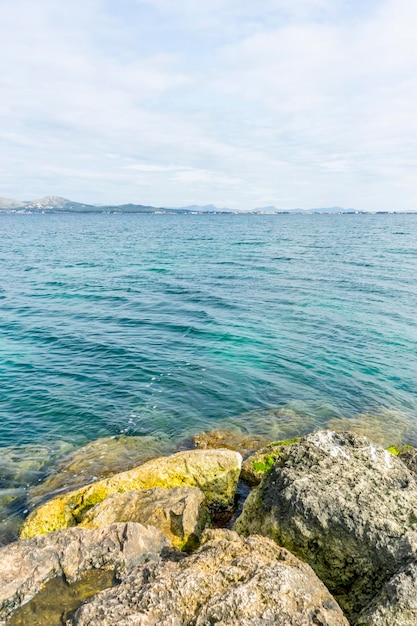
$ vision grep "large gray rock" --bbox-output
[234,430,417,617]
[80,486,208,550]
[70,529,349,626]
[0,522,169,625]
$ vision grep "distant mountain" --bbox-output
[0,197,27,209]
[0,195,97,212]
[0,196,176,214]
[0,196,404,214]
[0,197,236,214]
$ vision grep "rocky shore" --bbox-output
[2,428,417,625]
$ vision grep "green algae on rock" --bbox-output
[385,444,413,456]
[20,449,242,539]
[240,437,301,485]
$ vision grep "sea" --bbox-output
[1,212,417,542]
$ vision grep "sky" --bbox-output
[1,0,417,210]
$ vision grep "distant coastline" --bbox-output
[0,195,415,215]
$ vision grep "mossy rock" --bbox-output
[386,444,413,456]
[20,449,241,539]
[241,438,301,485]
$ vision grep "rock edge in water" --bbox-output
[4,429,417,625]
[20,448,242,539]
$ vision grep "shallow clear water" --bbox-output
[1,213,417,538]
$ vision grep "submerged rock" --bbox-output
[70,529,349,626]
[7,569,117,626]
[234,430,417,617]
[0,522,169,625]
[191,428,269,457]
[241,437,301,485]
[29,435,174,505]
[80,486,208,550]
[20,449,242,539]
[0,441,74,489]
[327,409,410,448]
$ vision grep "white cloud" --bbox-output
[0,0,417,209]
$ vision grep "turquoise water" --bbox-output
[1,213,417,539]
[1,213,417,445]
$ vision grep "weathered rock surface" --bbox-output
[234,430,417,617]
[0,522,169,625]
[70,529,349,626]
[191,428,269,457]
[80,486,208,550]
[29,435,173,505]
[356,558,417,625]
[396,446,417,476]
[20,449,242,539]
[241,437,301,485]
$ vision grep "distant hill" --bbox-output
[0,196,233,213]
[0,196,176,214]
[0,195,97,212]
[0,196,407,214]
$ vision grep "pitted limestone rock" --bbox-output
[70,529,349,626]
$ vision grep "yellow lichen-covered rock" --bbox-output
[20,449,242,539]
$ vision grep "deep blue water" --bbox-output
[1,213,417,448]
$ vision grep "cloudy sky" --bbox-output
[1,0,416,210]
